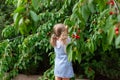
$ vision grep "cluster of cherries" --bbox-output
[106,0,115,15]
[115,26,119,36]
[107,0,114,6]
[72,29,80,39]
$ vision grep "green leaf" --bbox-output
[81,5,91,22]
[13,13,19,23]
[13,13,22,34]
[72,2,78,12]
[72,50,76,62]
[90,41,94,53]
[31,0,40,11]
[107,26,115,45]
[75,50,81,63]
[2,25,15,38]
[30,10,39,22]
[117,14,120,22]
[85,66,95,79]
[14,6,25,13]
[87,40,95,53]
[88,0,95,13]
[75,10,85,25]
[98,9,109,20]
[0,40,9,53]
[19,18,24,26]
[66,43,73,61]
[17,0,22,7]
[18,18,27,35]
[64,18,75,26]
[115,35,120,48]
[104,16,113,30]
[96,0,106,11]
[68,51,73,62]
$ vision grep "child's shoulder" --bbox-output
[55,40,62,48]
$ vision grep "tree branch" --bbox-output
[114,0,120,14]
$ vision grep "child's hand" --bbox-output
[65,25,68,33]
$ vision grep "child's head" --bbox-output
[50,23,68,47]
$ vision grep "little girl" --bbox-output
[50,23,74,80]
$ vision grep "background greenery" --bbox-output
[0,0,120,80]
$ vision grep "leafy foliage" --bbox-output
[0,0,120,80]
[0,1,14,40]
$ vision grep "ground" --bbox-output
[13,74,88,80]
[13,74,40,80]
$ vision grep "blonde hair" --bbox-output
[50,23,68,47]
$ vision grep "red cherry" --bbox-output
[109,11,114,15]
[110,0,114,6]
[75,35,80,39]
[115,27,119,31]
[115,31,119,35]
[72,34,80,39]
[78,36,80,39]
[106,0,114,6]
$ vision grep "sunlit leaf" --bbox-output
[14,6,25,13]
[17,0,22,7]
[18,18,27,35]
[30,10,39,22]
[107,26,115,45]
[115,35,120,48]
